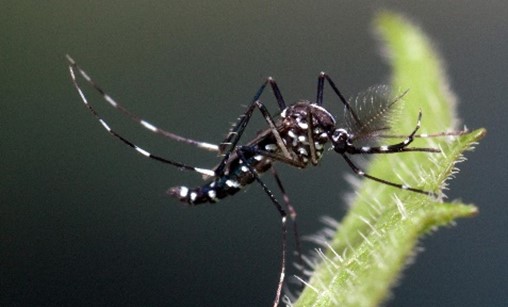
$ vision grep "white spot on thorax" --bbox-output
[265,144,277,151]
[287,130,298,146]
[297,121,309,129]
[297,147,308,156]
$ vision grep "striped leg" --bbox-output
[340,110,437,195]
[341,153,436,196]
[350,110,428,154]
[378,129,470,139]
[215,77,296,176]
[219,77,286,153]
[66,55,219,152]
[67,55,216,178]
[316,72,361,125]
[235,149,288,307]
[271,167,304,279]
[350,112,469,155]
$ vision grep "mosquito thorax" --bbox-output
[279,102,336,165]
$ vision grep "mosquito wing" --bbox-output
[344,85,406,143]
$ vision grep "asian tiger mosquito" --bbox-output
[66,55,467,306]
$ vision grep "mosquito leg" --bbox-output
[237,146,306,169]
[351,146,441,154]
[269,77,287,111]
[254,100,293,159]
[271,167,304,276]
[304,107,320,165]
[378,129,470,139]
[66,55,219,152]
[317,72,361,126]
[219,77,287,153]
[341,153,436,196]
[215,78,293,175]
[67,60,216,178]
[236,150,288,307]
[348,111,443,154]
[316,72,325,106]
[352,110,424,155]
[351,112,470,155]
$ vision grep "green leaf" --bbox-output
[293,11,486,307]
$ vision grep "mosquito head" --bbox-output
[331,128,350,153]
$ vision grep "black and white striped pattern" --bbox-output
[67,55,217,177]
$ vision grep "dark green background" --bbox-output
[2,2,506,306]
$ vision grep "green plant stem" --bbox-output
[294,11,485,307]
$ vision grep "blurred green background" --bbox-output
[1,2,506,306]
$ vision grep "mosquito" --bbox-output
[66,55,467,306]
